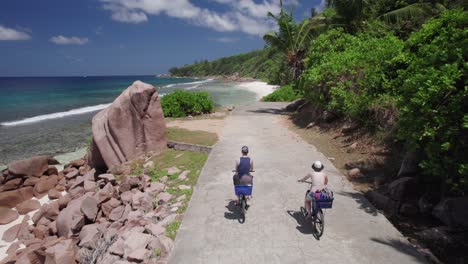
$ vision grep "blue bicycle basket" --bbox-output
[235,185,253,196]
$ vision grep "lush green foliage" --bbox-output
[161,90,214,118]
[169,48,289,85]
[299,9,467,195]
[394,9,468,194]
[262,85,301,102]
[299,29,404,124]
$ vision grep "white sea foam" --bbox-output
[164,78,213,88]
[1,103,111,126]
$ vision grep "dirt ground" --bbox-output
[165,111,229,136]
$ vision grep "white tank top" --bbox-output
[310,171,326,192]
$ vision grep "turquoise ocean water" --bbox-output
[0,76,257,164]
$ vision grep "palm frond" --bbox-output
[380,3,440,24]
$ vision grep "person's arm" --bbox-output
[250,159,254,172]
[324,174,329,185]
[298,173,311,182]
[234,160,239,172]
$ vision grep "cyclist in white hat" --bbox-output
[298,161,328,219]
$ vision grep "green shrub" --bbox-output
[262,85,301,102]
[161,90,214,118]
[395,9,468,195]
[299,28,404,124]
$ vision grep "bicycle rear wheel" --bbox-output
[239,197,246,223]
[314,209,324,238]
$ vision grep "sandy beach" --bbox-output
[237,81,278,101]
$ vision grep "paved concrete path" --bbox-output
[169,102,427,264]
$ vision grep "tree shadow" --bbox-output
[370,238,428,263]
[335,191,379,216]
[286,209,319,240]
[246,108,289,115]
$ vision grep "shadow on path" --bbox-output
[286,210,319,240]
[371,238,427,263]
[224,200,245,224]
[336,191,379,216]
[246,108,289,115]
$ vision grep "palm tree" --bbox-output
[380,1,447,24]
[263,1,312,81]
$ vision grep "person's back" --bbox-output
[237,156,251,177]
[310,170,326,192]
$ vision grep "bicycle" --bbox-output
[233,170,254,223]
[298,180,333,238]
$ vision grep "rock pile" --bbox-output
[0,156,182,264]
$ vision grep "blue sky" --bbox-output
[0,0,324,77]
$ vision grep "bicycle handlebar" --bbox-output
[232,170,255,172]
[298,180,313,184]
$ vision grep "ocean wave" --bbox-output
[164,78,213,88]
[1,104,111,126]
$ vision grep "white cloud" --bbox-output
[0,25,31,41]
[50,35,89,45]
[212,37,240,43]
[100,0,299,36]
[314,0,326,12]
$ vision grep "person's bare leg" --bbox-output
[304,198,312,218]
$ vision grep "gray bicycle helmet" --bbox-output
[241,146,249,154]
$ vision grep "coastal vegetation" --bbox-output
[172,0,467,196]
[161,90,214,118]
[262,85,300,102]
[169,48,287,84]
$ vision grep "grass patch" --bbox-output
[165,220,181,240]
[167,127,218,146]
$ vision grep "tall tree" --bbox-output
[263,1,312,81]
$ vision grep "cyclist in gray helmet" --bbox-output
[298,161,328,219]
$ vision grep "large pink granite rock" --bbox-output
[89,81,167,171]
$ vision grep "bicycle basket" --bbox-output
[235,185,253,196]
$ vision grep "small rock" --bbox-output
[69,159,86,168]
[79,224,101,249]
[148,182,165,193]
[123,232,152,257]
[83,168,96,181]
[2,223,21,242]
[34,175,58,194]
[109,205,125,221]
[157,235,174,256]
[109,237,125,256]
[80,196,98,221]
[47,165,59,176]
[306,122,315,129]
[178,171,190,180]
[69,186,85,199]
[98,174,116,185]
[65,169,79,179]
[178,185,191,190]
[2,178,23,191]
[58,194,72,209]
[145,223,165,236]
[167,167,180,176]
[84,180,96,192]
[70,176,85,190]
[48,189,62,200]
[347,142,358,153]
[23,177,41,186]
[16,199,41,215]
[143,161,154,169]
[96,183,115,204]
[156,192,172,205]
[348,168,363,178]
[400,201,419,216]
[101,198,121,217]
[44,239,78,264]
[0,207,19,224]
[176,194,186,202]
[127,248,149,262]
